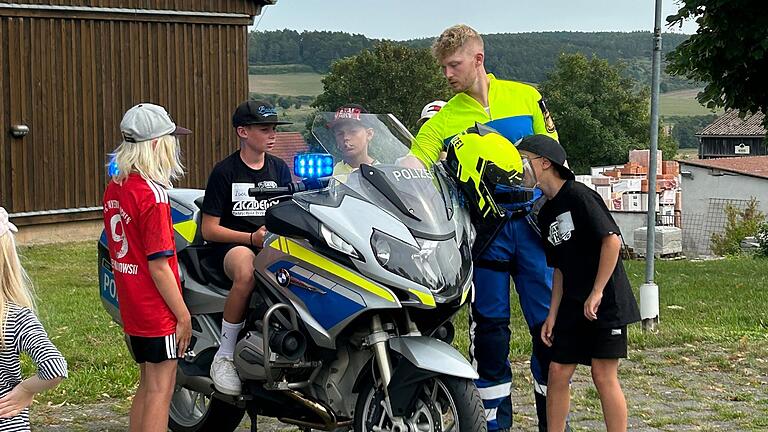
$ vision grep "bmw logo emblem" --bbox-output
[275,268,290,287]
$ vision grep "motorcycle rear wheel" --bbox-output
[168,385,246,432]
[354,375,487,432]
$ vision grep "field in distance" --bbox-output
[660,88,722,117]
[249,72,324,97]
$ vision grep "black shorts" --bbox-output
[128,334,179,364]
[551,323,628,366]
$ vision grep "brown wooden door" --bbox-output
[1,10,250,218]
[2,15,109,215]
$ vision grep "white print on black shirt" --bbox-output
[231,182,280,217]
[548,211,575,246]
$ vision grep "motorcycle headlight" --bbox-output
[372,235,392,265]
[371,230,470,296]
[320,224,359,259]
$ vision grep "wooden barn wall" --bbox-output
[1,1,263,16]
[0,15,249,215]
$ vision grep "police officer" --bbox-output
[410,25,564,432]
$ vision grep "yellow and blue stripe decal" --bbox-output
[171,207,193,224]
[171,207,196,243]
[270,237,397,303]
[268,261,365,329]
[173,220,197,244]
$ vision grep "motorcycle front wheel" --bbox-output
[168,385,246,432]
[354,375,487,432]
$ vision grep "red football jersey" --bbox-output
[103,173,181,337]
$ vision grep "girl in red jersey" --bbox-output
[103,103,191,432]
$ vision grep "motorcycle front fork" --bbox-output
[366,313,420,432]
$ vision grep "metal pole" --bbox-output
[640,0,663,333]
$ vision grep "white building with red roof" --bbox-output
[678,156,768,256]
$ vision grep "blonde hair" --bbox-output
[0,232,35,347]
[112,134,184,188]
[432,24,484,61]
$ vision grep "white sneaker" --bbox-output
[210,356,242,395]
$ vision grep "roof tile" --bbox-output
[697,110,766,137]
[679,155,768,179]
[268,132,309,180]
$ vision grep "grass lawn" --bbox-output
[660,88,723,117]
[248,73,324,97]
[451,256,768,357]
[18,241,768,423]
[19,242,136,405]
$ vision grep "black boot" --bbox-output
[535,390,548,432]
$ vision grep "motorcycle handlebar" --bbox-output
[248,177,330,197]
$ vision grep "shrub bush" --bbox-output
[710,198,765,256]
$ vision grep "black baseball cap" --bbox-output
[232,100,292,128]
[515,134,575,180]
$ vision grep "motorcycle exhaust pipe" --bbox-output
[278,389,353,431]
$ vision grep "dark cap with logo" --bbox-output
[515,134,575,180]
[330,104,370,128]
[232,100,292,128]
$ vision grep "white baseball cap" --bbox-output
[419,100,447,122]
[120,103,191,143]
[0,207,18,238]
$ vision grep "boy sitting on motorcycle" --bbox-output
[200,100,293,395]
[330,104,377,176]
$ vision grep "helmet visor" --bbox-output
[520,156,539,188]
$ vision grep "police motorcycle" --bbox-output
[99,111,487,431]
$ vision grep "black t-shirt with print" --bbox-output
[537,180,641,329]
[202,151,292,233]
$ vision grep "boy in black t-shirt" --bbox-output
[516,134,640,432]
[201,100,292,396]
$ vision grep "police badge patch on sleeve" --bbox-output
[538,99,557,133]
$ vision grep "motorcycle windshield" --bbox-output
[296,112,472,296]
[308,112,455,237]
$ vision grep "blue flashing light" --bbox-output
[107,154,119,177]
[294,153,334,178]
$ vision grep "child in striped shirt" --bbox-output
[0,207,68,431]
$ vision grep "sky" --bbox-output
[252,0,698,40]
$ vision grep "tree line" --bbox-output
[248,29,697,91]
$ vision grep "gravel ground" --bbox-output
[31,341,768,431]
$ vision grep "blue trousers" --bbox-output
[470,215,554,431]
